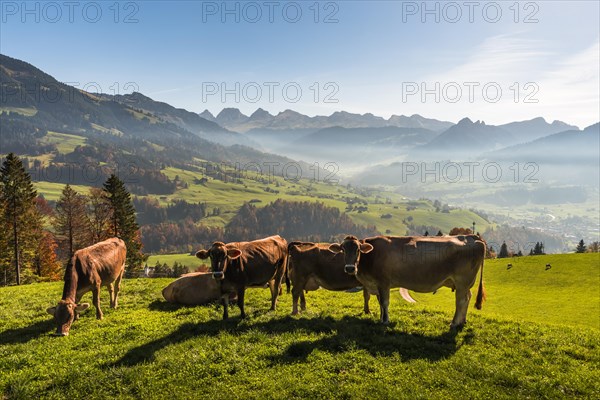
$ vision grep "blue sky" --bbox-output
[1,1,599,126]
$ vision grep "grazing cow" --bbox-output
[287,241,372,315]
[46,238,126,336]
[196,235,287,320]
[329,235,486,328]
[162,272,237,305]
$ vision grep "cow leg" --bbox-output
[363,288,371,314]
[74,292,84,320]
[291,278,306,315]
[92,284,103,320]
[112,269,124,309]
[108,283,115,308]
[300,291,306,312]
[268,280,278,311]
[237,287,246,319]
[271,262,286,311]
[378,287,391,324]
[221,294,229,320]
[451,288,472,329]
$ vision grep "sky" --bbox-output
[1,0,599,127]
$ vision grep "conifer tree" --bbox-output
[498,242,509,258]
[575,239,586,253]
[0,153,38,285]
[103,174,144,269]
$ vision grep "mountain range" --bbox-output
[1,53,596,188]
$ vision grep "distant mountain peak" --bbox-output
[457,117,473,125]
[217,107,246,118]
[249,108,272,120]
[199,109,215,121]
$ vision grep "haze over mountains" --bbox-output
[1,53,597,188]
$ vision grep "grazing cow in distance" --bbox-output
[329,235,486,328]
[287,241,372,315]
[196,235,287,320]
[162,272,237,305]
[47,238,126,336]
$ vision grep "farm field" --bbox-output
[146,253,203,269]
[1,254,598,399]
[20,150,492,235]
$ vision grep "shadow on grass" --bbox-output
[147,299,237,312]
[147,299,189,312]
[110,314,466,368]
[0,318,55,345]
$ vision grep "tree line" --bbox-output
[0,153,144,285]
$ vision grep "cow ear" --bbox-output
[227,249,242,259]
[75,303,90,313]
[328,243,343,254]
[196,249,210,259]
[360,243,374,253]
[46,306,56,316]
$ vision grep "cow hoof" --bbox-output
[96,315,103,320]
[291,311,299,316]
[450,322,466,331]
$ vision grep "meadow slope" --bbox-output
[1,254,598,399]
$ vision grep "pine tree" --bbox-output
[0,153,39,285]
[575,239,586,253]
[498,242,509,258]
[436,230,443,236]
[103,174,144,270]
[54,184,90,258]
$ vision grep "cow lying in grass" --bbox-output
[162,272,237,305]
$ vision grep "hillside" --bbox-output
[0,254,598,398]
[0,54,320,185]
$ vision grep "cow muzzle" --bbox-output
[54,331,69,337]
[212,271,224,280]
[344,265,357,275]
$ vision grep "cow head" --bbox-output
[46,300,90,336]
[328,236,373,275]
[196,242,242,280]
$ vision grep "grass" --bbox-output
[411,253,600,330]
[39,132,87,154]
[146,253,205,270]
[0,107,37,117]
[1,254,598,399]
[33,181,94,202]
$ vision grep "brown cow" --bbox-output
[329,235,485,328]
[287,241,372,315]
[196,235,287,320]
[162,272,237,305]
[46,238,126,336]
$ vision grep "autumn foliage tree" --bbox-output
[88,187,113,243]
[54,184,91,258]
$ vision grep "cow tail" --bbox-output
[284,253,291,294]
[475,259,486,310]
[285,242,302,294]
